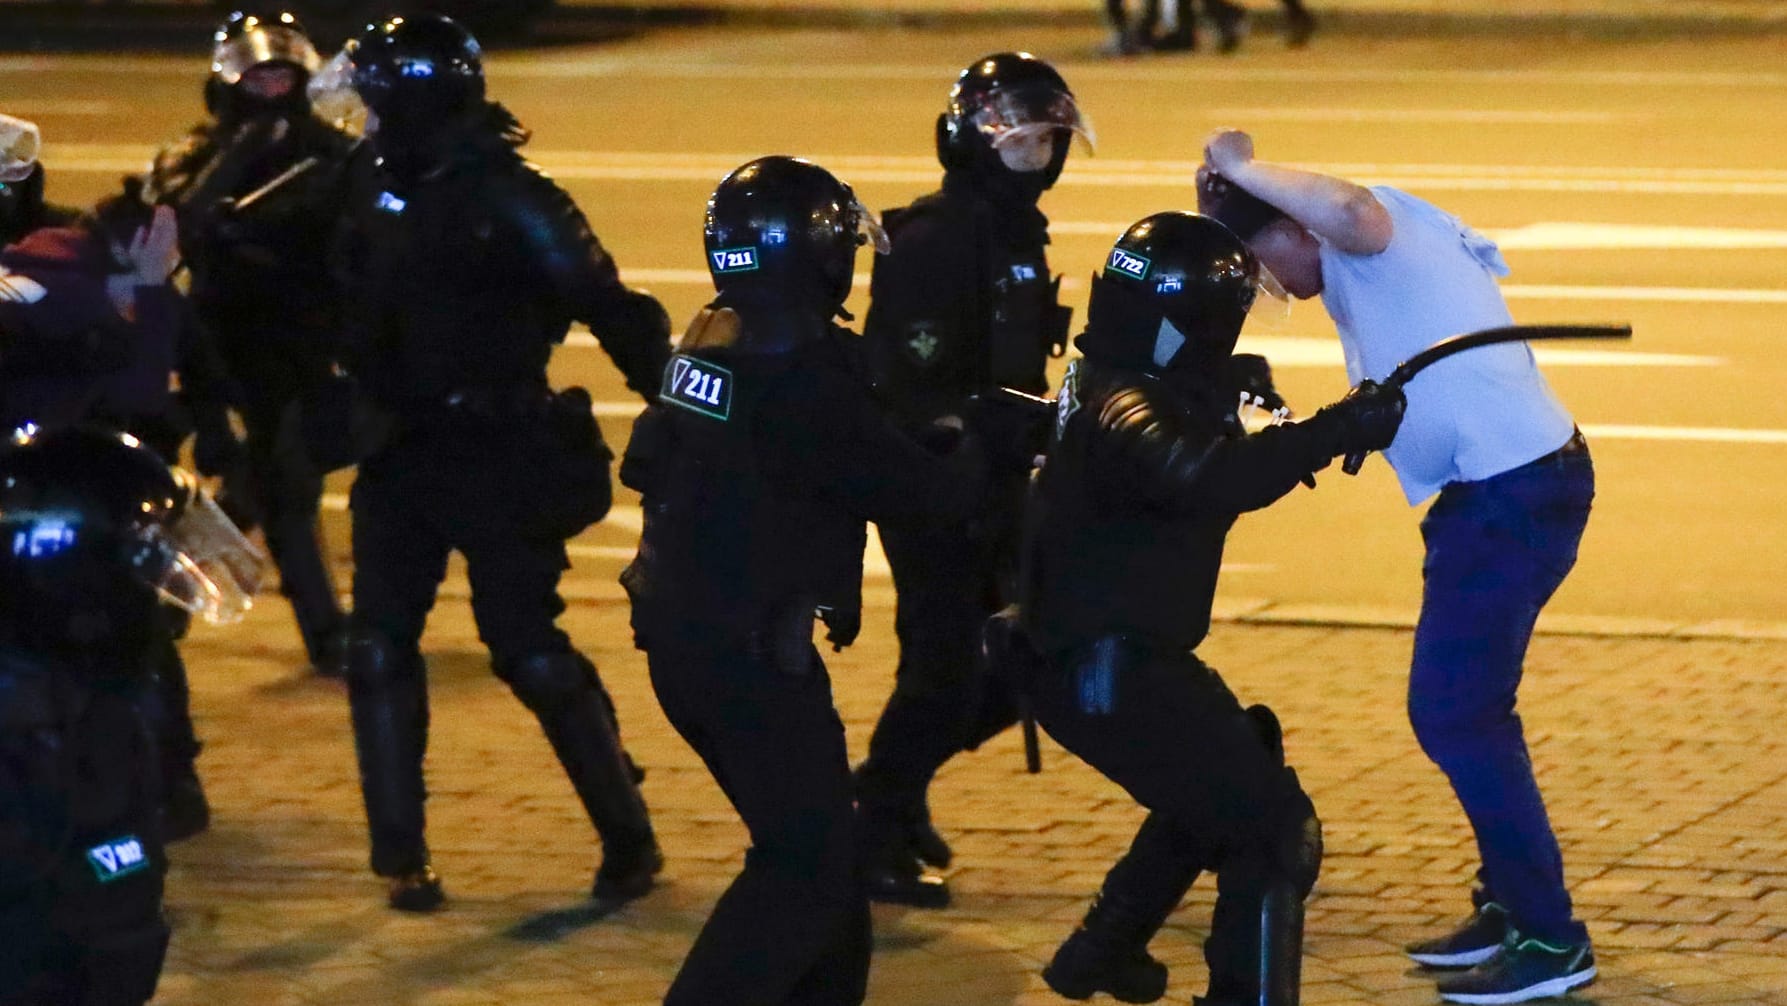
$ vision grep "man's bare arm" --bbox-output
[1202,129,1392,255]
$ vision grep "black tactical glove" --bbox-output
[1225,353,1287,413]
[1314,379,1405,456]
[964,387,1052,474]
[817,604,861,652]
[191,425,244,478]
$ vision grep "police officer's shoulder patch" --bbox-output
[86,835,150,883]
[661,353,734,421]
[902,321,943,367]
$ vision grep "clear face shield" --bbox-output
[212,17,321,85]
[0,114,41,184]
[963,87,1096,173]
[135,488,267,624]
[305,44,368,135]
[1248,264,1292,328]
[845,196,892,255]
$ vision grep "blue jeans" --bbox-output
[1409,436,1594,946]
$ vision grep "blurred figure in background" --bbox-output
[147,9,359,677]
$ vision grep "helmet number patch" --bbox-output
[661,354,734,421]
[709,247,760,274]
[1106,248,1151,281]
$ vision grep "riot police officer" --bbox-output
[147,10,357,676]
[853,51,1093,907]
[0,425,264,1006]
[620,156,987,1006]
[1019,212,1403,1005]
[329,13,671,912]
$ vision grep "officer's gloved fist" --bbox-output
[916,414,966,454]
[1224,352,1287,413]
[817,604,861,652]
[1317,379,1405,456]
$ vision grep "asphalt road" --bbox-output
[8,21,1785,626]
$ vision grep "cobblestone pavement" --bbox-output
[153,591,1787,1005]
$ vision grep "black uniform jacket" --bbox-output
[1022,357,1350,656]
[336,107,669,417]
[620,306,986,651]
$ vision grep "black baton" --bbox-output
[1342,322,1633,475]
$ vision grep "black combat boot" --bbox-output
[344,632,437,910]
[858,806,950,909]
[1044,892,1172,1003]
[504,652,662,904]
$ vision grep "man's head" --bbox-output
[1196,167,1323,299]
[1079,211,1261,378]
[937,52,1094,203]
[703,155,888,320]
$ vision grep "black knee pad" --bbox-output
[499,652,597,714]
[344,631,419,693]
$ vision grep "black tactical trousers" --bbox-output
[241,392,342,665]
[647,641,870,1006]
[855,519,1017,822]
[1029,639,1318,1002]
[347,440,601,876]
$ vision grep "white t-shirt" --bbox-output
[1318,186,1576,505]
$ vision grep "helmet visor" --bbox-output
[139,490,266,624]
[1248,263,1293,328]
[307,46,368,134]
[970,87,1096,157]
[212,21,321,85]
[849,197,892,255]
[0,114,41,184]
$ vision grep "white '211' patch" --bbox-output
[661,353,734,421]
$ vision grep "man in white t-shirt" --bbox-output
[1199,128,1597,1006]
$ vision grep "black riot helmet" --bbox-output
[207,10,321,117]
[703,155,890,318]
[0,426,266,653]
[937,52,1094,199]
[349,13,485,158]
[1079,212,1261,377]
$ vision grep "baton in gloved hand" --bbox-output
[1341,323,1633,475]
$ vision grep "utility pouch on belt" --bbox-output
[527,385,612,539]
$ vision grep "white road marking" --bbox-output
[1488,222,1787,251]
[1579,424,1787,445]
[1204,107,1633,125]
[7,56,1786,90]
[1232,336,1718,369]
[604,270,1787,307]
[1055,221,1787,251]
[38,145,1787,196]
[1,99,115,116]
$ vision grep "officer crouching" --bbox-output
[620,156,988,1006]
[1016,213,1404,1005]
